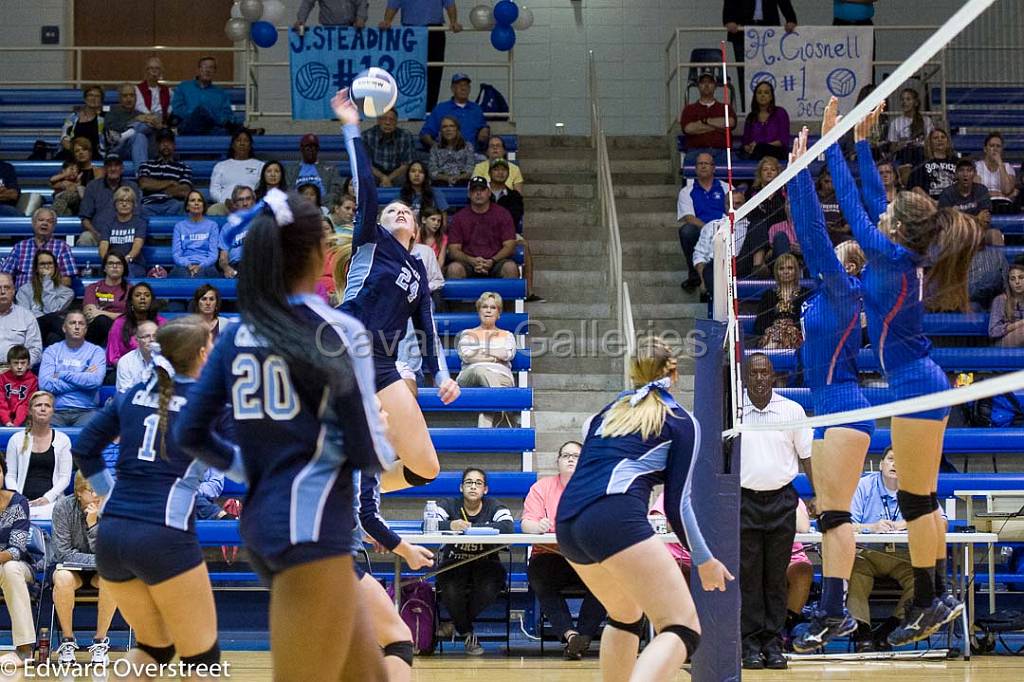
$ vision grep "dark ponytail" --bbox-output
[237,192,355,405]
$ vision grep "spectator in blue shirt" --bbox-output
[421,74,489,153]
[172,190,220,278]
[170,57,238,136]
[678,152,729,291]
[38,310,105,427]
[847,448,914,651]
[381,0,462,112]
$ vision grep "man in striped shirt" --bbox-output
[0,207,76,288]
[137,130,193,216]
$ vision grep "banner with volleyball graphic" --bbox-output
[744,26,874,119]
[289,27,428,120]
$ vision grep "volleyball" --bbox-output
[295,62,332,101]
[351,67,398,117]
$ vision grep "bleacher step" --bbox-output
[527,238,606,255]
[525,211,596,230]
[522,183,595,199]
[532,374,624,393]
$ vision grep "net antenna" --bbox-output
[717,40,744,436]
[728,0,1009,433]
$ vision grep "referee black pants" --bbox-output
[740,483,797,649]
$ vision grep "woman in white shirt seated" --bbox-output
[456,292,517,428]
[208,130,264,215]
[886,88,932,167]
[4,391,72,520]
[975,132,1020,213]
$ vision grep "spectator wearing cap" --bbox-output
[136,130,193,217]
[473,136,523,192]
[78,154,141,247]
[0,158,21,217]
[135,57,174,126]
[380,0,463,112]
[446,177,519,280]
[363,109,415,187]
[679,71,737,172]
[488,160,523,226]
[285,133,344,208]
[0,208,76,289]
[420,73,490,153]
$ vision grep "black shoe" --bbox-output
[854,638,876,653]
[741,653,765,670]
[563,632,590,660]
[792,610,858,653]
[887,599,952,646]
[525,293,546,303]
[762,640,788,669]
[682,276,700,292]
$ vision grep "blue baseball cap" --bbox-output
[451,73,471,84]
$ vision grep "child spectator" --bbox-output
[989,262,1024,347]
[418,206,447,271]
[886,88,932,167]
[401,161,449,218]
[297,183,328,216]
[0,347,37,427]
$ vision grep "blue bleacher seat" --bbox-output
[0,88,245,108]
[749,347,1024,372]
[933,87,1024,106]
[793,473,1024,498]
[740,312,991,337]
[384,471,537,498]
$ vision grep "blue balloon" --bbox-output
[493,0,519,26]
[250,21,278,48]
[490,25,516,51]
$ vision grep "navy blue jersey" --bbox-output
[352,469,402,554]
[339,123,449,382]
[73,376,209,532]
[175,294,394,561]
[556,390,712,565]
[788,168,863,388]
[826,141,930,373]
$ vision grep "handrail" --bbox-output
[588,50,633,388]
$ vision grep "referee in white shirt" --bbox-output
[739,353,813,670]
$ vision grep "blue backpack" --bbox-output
[476,83,509,121]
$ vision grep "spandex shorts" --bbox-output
[248,543,353,585]
[556,494,654,565]
[374,352,405,392]
[96,516,203,585]
[887,356,951,421]
[812,382,876,441]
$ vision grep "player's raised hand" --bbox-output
[697,557,735,592]
[821,96,840,137]
[331,89,361,126]
[855,101,885,142]
[789,126,810,164]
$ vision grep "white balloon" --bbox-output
[513,7,534,31]
[261,0,286,24]
[225,18,250,42]
[239,0,263,22]
[230,2,242,19]
[469,5,495,30]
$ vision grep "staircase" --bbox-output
[516,134,703,475]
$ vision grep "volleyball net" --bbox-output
[708,0,1024,434]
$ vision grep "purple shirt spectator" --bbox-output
[741,107,790,154]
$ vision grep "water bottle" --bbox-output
[37,627,49,662]
[423,500,439,533]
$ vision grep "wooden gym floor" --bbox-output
[7,651,1021,680]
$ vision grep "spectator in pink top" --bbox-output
[105,282,166,366]
[741,81,790,161]
[521,441,606,661]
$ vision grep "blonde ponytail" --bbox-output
[600,337,679,441]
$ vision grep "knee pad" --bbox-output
[383,640,415,666]
[897,490,936,522]
[660,624,701,657]
[607,616,646,638]
[180,641,221,667]
[135,642,176,665]
[818,510,853,534]
[403,466,436,488]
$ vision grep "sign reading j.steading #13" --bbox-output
[744,26,874,120]
[289,27,428,121]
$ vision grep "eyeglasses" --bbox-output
[462,479,485,488]
[559,453,580,461]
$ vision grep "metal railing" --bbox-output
[664,26,947,133]
[247,25,515,122]
[588,50,633,388]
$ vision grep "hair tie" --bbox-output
[149,341,175,379]
[629,376,672,407]
[263,188,294,227]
